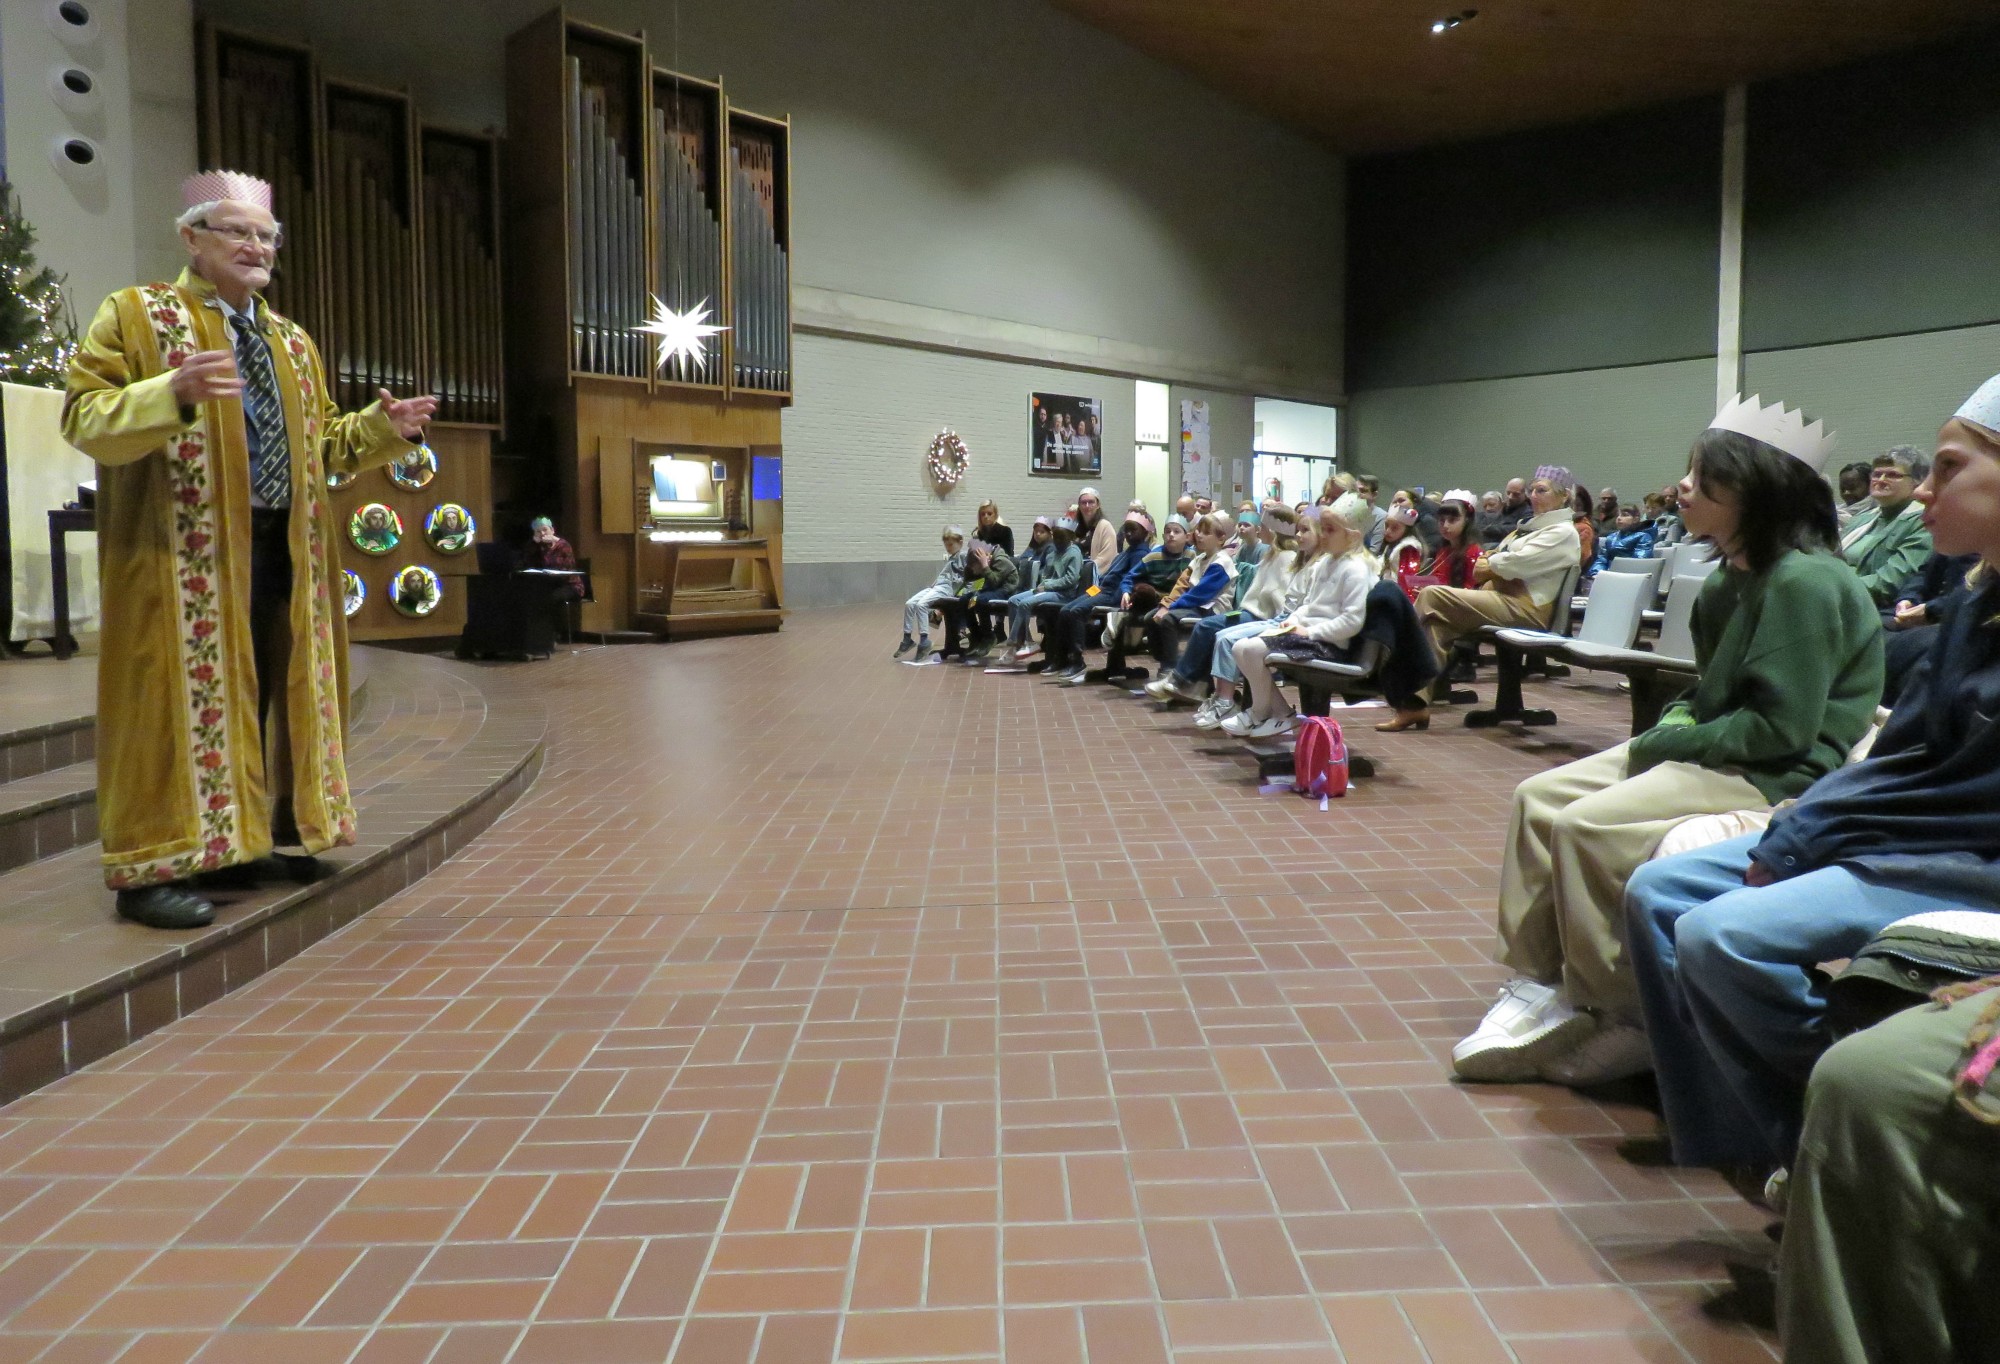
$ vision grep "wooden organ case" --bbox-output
[503,8,789,640]
[196,24,501,643]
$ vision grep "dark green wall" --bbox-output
[1742,31,2000,353]
[1345,99,1722,390]
[1346,25,2000,393]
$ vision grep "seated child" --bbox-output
[1220,494,1377,739]
[1379,505,1426,594]
[1586,503,1656,578]
[1048,510,1155,682]
[1141,511,1239,670]
[1425,489,1485,590]
[1453,399,1882,1090]
[937,540,1019,661]
[1146,504,1300,718]
[1102,516,1193,674]
[1623,376,2000,1178]
[898,525,966,662]
[998,517,1085,664]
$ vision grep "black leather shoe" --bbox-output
[116,884,216,930]
[270,853,333,885]
[191,862,261,891]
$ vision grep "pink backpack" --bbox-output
[1292,716,1349,802]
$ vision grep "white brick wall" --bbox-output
[782,332,1257,567]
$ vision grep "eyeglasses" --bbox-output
[1870,469,1914,485]
[195,221,283,249]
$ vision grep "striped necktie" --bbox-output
[229,311,292,509]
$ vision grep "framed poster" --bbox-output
[1179,399,1211,497]
[1030,392,1103,477]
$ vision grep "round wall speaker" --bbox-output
[43,0,99,43]
[48,134,101,172]
[48,65,100,114]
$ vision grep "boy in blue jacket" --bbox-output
[1143,511,1238,670]
[1047,510,1155,682]
[1585,504,1655,578]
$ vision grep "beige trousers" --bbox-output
[1415,585,1549,700]
[1499,741,1767,1018]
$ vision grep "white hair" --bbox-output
[175,200,284,236]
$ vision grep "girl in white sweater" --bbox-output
[1221,494,1379,738]
[1145,504,1303,726]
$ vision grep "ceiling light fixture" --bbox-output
[1430,9,1478,34]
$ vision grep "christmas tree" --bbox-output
[0,180,78,388]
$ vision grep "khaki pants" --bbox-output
[1415,585,1548,700]
[1499,741,1766,1017]
[1780,991,2000,1364]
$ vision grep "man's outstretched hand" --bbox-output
[378,388,440,440]
[171,350,243,406]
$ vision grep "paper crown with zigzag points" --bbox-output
[1955,375,2000,434]
[1707,394,1838,473]
[181,170,273,210]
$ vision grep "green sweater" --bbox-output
[1626,549,1884,802]
[1841,500,1933,607]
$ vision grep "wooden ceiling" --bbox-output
[1049,0,2000,154]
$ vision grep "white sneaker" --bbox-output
[1016,645,1042,661]
[1451,977,1593,1083]
[1220,709,1260,737]
[1195,698,1240,730]
[1161,674,1206,704]
[1242,711,1297,739]
[996,646,1018,665]
[1762,1167,1790,1217]
[1538,1021,1653,1087]
[1144,676,1178,700]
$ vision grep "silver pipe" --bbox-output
[627,148,643,375]
[567,60,583,370]
[757,171,773,389]
[630,149,645,375]
[777,239,790,390]
[594,96,609,373]
[733,151,749,388]
[580,88,597,372]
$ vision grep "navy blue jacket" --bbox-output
[1100,543,1153,599]
[1892,551,1977,618]
[1755,575,2000,903]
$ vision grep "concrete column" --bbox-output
[1715,83,1747,413]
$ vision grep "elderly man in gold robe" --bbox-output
[62,170,436,929]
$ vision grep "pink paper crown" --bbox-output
[181,170,273,210]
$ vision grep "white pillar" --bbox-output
[1715,83,1747,412]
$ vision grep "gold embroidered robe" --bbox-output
[62,268,416,888]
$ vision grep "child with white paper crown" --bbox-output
[1452,395,1883,1092]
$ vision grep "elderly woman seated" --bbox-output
[1838,444,1934,608]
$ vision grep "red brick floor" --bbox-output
[0,608,1779,1362]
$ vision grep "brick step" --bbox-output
[0,761,96,874]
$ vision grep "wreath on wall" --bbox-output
[927,429,970,489]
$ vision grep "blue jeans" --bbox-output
[1210,618,1278,685]
[1172,612,1261,684]
[1625,832,1965,1168]
[1006,590,1064,645]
